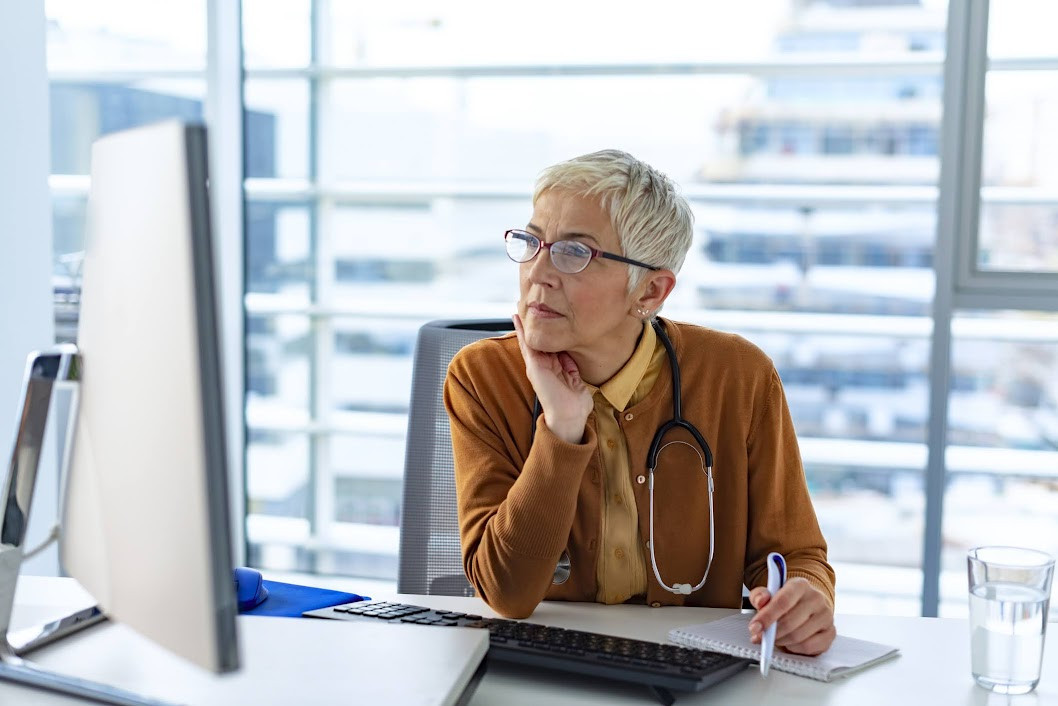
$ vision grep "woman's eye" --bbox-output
[559,241,590,256]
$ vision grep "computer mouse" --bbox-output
[234,567,269,611]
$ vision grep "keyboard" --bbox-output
[304,600,750,704]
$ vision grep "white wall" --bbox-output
[0,3,59,575]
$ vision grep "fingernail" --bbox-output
[748,621,760,635]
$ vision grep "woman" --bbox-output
[444,150,836,656]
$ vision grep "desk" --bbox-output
[7,577,1057,705]
[3,577,487,706]
[409,594,1057,706]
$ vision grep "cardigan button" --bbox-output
[650,601,662,608]
[624,413,634,421]
[636,474,646,485]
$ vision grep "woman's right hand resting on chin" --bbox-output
[512,313,593,445]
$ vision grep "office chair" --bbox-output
[398,318,513,597]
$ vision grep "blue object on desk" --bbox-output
[233,568,369,617]
[234,567,270,611]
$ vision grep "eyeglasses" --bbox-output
[504,229,660,275]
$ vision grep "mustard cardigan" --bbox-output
[444,318,835,619]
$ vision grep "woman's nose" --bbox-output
[525,245,559,284]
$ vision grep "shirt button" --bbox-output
[636,474,646,485]
[615,548,625,559]
[650,601,662,608]
[614,494,623,505]
[606,438,616,449]
[624,413,634,421]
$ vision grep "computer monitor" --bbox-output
[59,120,239,673]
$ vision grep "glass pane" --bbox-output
[328,201,520,311]
[320,74,942,184]
[46,0,206,71]
[246,201,313,300]
[751,331,930,443]
[52,196,87,344]
[813,468,924,616]
[939,311,1058,617]
[694,205,936,315]
[330,317,418,415]
[948,311,1058,450]
[322,0,945,67]
[333,465,403,526]
[245,314,313,423]
[245,79,311,179]
[977,203,1058,272]
[987,0,1058,59]
[978,69,1058,272]
[50,80,206,175]
[242,0,311,69]
[981,71,1058,190]
[246,430,312,570]
[52,195,87,267]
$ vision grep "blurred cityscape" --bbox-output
[47,0,1058,616]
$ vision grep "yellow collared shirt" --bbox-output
[585,321,667,605]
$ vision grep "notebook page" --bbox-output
[668,614,899,682]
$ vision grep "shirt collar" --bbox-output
[591,321,657,412]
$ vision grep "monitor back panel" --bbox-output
[61,120,238,672]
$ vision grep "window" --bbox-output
[46,0,1055,618]
[932,0,1058,617]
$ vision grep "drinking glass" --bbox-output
[967,545,1054,695]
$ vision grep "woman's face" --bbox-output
[516,189,642,359]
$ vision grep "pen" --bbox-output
[760,552,787,677]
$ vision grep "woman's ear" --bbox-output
[633,269,677,316]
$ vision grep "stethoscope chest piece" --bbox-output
[552,550,571,584]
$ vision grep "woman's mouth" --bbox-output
[527,303,563,319]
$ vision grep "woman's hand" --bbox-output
[512,314,593,444]
[746,577,836,656]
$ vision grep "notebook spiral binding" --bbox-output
[668,627,828,680]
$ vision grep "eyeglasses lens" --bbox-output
[550,241,592,273]
[505,231,535,263]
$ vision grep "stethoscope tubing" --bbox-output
[525,319,717,594]
[646,319,716,595]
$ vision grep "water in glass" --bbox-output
[969,581,1049,695]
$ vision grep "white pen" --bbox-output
[760,552,787,677]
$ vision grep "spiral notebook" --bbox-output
[668,614,899,682]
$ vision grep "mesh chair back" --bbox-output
[398,318,513,596]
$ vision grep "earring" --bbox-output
[636,308,652,319]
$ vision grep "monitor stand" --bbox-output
[0,346,177,706]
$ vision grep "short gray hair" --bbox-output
[533,149,694,293]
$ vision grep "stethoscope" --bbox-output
[529,318,715,596]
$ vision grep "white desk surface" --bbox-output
[4,576,487,706]
[410,593,1058,706]
[8,576,1058,706]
